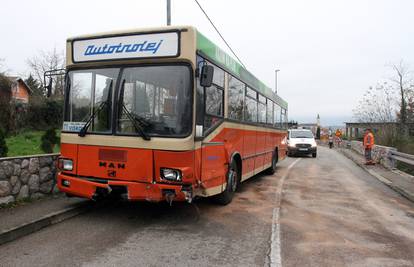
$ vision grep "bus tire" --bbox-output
[214,160,239,205]
[266,149,278,175]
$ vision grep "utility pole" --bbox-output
[167,0,171,26]
[275,69,280,94]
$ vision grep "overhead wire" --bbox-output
[193,0,247,69]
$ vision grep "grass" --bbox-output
[5,131,60,157]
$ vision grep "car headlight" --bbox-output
[160,168,182,182]
[58,158,73,171]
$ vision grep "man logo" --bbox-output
[99,162,126,169]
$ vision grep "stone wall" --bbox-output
[0,153,60,205]
[349,141,396,169]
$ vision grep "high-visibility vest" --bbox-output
[363,132,374,149]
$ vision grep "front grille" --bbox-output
[296,144,311,148]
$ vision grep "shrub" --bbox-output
[0,128,8,157]
[40,128,59,153]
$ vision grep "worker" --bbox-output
[363,128,375,165]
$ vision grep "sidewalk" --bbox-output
[0,195,89,245]
[340,148,414,203]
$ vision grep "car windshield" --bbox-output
[290,130,314,138]
[63,65,192,137]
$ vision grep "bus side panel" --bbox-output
[242,127,256,176]
[201,144,227,192]
[223,127,244,162]
[264,128,273,166]
[254,129,266,174]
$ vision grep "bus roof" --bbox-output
[196,31,287,110]
[67,25,287,110]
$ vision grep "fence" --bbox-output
[389,150,414,168]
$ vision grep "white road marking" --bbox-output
[270,158,301,267]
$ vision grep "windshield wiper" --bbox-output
[78,80,112,137]
[119,79,151,141]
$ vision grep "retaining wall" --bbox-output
[0,153,60,205]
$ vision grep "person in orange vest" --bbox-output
[363,128,375,165]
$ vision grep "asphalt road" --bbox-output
[1,146,414,267]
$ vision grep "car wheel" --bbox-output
[312,152,317,158]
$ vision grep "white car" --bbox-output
[287,129,317,157]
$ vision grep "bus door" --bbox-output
[200,142,227,192]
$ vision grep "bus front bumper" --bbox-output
[57,173,191,202]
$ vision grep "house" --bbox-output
[7,76,32,103]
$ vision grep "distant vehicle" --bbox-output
[53,26,289,206]
[287,129,317,157]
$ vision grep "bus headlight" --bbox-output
[160,168,182,182]
[58,159,73,171]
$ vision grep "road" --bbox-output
[1,147,414,267]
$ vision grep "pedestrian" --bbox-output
[328,135,334,149]
[363,128,375,165]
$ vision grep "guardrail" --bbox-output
[389,150,414,167]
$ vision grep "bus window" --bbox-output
[203,60,224,133]
[228,76,245,121]
[245,87,258,122]
[274,103,281,128]
[258,96,266,124]
[266,99,274,125]
[117,65,192,137]
[65,68,119,133]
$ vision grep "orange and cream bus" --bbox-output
[57,26,288,205]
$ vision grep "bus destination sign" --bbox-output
[73,32,179,62]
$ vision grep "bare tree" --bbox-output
[26,48,65,98]
[388,60,413,124]
[353,82,397,123]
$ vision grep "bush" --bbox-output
[0,128,8,157]
[26,98,63,130]
[40,128,59,153]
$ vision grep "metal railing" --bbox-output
[389,150,414,167]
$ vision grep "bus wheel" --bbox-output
[265,150,278,175]
[214,160,238,205]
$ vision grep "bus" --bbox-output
[56,26,288,205]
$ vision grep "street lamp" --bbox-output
[275,69,280,94]
[167,0,171,26]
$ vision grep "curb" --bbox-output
[0,202,91,246]
[340,149,414,203]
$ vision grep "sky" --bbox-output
[1,0,414,126]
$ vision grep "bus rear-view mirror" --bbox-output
[200,65,214,87]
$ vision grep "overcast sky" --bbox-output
[1,0,414,125]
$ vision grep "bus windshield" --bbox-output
[63,65,192,137]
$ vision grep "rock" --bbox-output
[1,161,14,177]
[39,167,52,182]
[13,164,21,176]
[28,158,40,174]
[20,170,30,184]
[52,184,60,194]
[28,174,40,193]
[21,159,29,169]
[11,180,21,195]
[13,159,22,165]
[0,168,6,180]
[40,180,54,194]
[0,181,11,197]
[39,157,53,168]
[10,176,19,186]
[0,196,15,205]
[17,185,29,200]
[31,192,45,199]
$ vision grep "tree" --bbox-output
[0,72,12,134]
[26,48,65,98]
[353,82,397,123]
[316,127,321,139]
[24,74,43,97]
[389,61,413,125]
